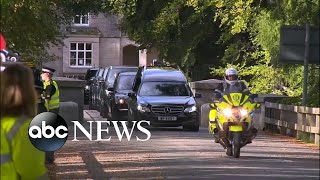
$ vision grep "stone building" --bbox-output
[46,13,158,78]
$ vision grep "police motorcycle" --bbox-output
[209,91,259,158]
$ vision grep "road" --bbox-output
[47,110,320,180]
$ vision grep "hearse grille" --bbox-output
[151,105,184,115]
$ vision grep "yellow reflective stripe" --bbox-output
[6,116,28,144]
[36,172,49,180]
[240,95,249,105]
[210,103,215,108]
[48,104,59,109]
[50,96,59,101]
[223,94,233,105]
[0,153,12,165]
[49,102,59,105]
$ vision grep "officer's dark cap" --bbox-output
[41,66,55,74]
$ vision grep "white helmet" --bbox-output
[224,68,238,85]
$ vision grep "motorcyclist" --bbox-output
[209,68,251,138]
[215,68,250,96]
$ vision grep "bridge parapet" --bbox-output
[263,102,320,145]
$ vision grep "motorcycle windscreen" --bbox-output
[223,93,246,106]
[242,101,257,112]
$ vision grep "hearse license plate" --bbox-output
[158,116,177,121]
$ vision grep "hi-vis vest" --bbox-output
[0,116,48,179]
[43,80,60,110]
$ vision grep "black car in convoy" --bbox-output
[89,68,106,110]
[107,72,136,120]
[84,68,99,104]
[99,66,138,118]
[94,67,110,111]
[127,66,201,131]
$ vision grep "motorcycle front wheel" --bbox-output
[232,132,241,158]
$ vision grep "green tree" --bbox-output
[103,0,226,79]
[0,0,102,63]
[103,0,319,106]
[210,0,319,106]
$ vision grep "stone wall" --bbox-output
[90,14,121,37]
[54,77,85,124]
[189,79,223,127]
[99,37,120,67]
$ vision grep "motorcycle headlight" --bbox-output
[223,108,232,117]
[184,105,197,113]
[240,109,248,116]
[137,104,150,112]
[85,85,90,90]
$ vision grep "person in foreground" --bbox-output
[0,64,48,179]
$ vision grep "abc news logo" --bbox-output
[28,112,151,152]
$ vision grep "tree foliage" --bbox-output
[1,0,318,105]
[0,0,102,62]
[103,0,319,106]
[103,0,225,75]
[210,0,319,106]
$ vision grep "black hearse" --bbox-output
[127,66,201,131]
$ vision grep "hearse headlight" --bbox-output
[184,105,197,113]
[137,104,150,112]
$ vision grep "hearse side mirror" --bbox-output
[212,91,222,102]
[249,94,258,99]
[107,87,114,91]
[195,93,202,98]
[98,77,104,83]
[127,91,135,97]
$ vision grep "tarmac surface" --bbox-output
[47,110,320,180]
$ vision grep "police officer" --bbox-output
[40,66,60,164]
[209,68,251,139]
[32,68,47,114]
[1,63,48,179]
[41,66,60,114]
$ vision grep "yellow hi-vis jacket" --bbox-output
[43,80,60,111]
[0,116,48,179]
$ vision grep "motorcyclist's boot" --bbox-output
[214,137,219,143]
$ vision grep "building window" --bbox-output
[70,43,92,67]
[73,14,89,26]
